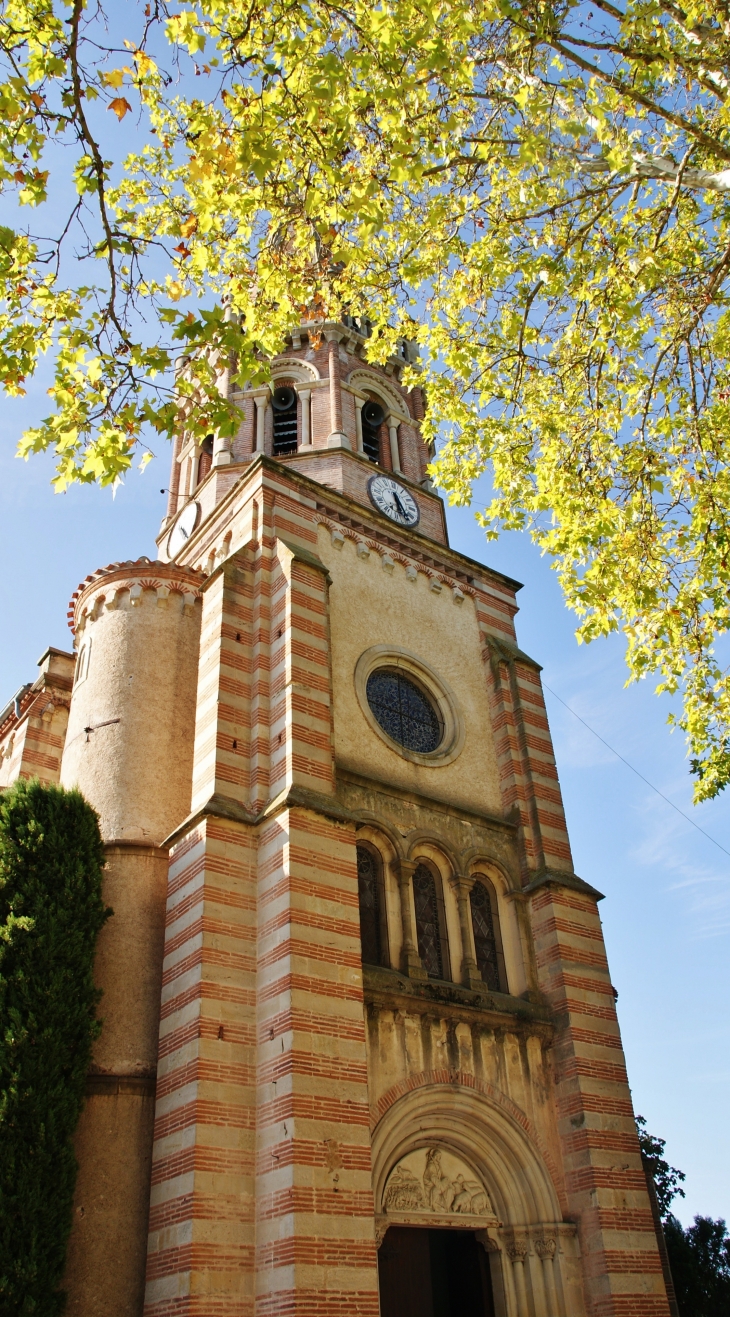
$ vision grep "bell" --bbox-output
[272,386,296,412]
[362,399,385,428]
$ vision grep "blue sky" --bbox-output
[1,375,728,1226]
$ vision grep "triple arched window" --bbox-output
[355,841,509,992]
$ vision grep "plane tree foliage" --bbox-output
[2,0,730,798]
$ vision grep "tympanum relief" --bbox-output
[382,1147,497,1220]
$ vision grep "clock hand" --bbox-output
[392,491,407,518]
[180,527,189,540]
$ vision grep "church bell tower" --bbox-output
[3,316,676,1316]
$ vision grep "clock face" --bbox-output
[367,476,420,528]
[167,500,200,558]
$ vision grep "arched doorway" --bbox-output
[378,1226,495,1317]
[370,1077,582,1317]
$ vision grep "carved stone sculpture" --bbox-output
[382,1146,493,1218]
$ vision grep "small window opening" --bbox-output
[357,844,385,966]
[197,434,214,485]
[272,385,298,454]
[362,399,385,463]
[413,863,447,980]
[470,879,505,993]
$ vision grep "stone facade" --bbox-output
[0,321,672,1316]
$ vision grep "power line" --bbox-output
[542,681,730,862]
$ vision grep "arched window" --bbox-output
[412,862,449,981]
[361,398,385,462]
[272,385,298,454]
[197,434,214,485]
[357,843,387,967]
[469,878,506,993]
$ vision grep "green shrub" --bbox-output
[0,779,109,1316]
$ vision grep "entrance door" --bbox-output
[378,1227,496,1317]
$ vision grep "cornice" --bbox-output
[337,766,518,836]
[521,867,605,902]
[160,453,523,607]
[158,453,523,613]
[363,964,554,1035]
[266,452,523,596]
[163,784,358,849]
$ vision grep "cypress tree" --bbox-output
[0,779,109,1315]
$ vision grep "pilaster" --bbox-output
[144,481,378,1313]
[254,805,379,1315]
[529,877,669,1317]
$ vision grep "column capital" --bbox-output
[449,870,477,894]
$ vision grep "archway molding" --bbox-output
[271,356,320,384]
[460,849,520,897]
[354,814,406,862]
[347,367,411,422]
[406,831,460,875]
[371,1071,566,1225]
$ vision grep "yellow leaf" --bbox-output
[101,69,126,89]
[108,97,133,121]
[180,215,198,238]
[134,50,157,77]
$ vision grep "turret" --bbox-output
[59,558,203,1317]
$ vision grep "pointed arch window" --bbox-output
[469,878,506,993]
[357,843,387,967]
[412,862,449,981]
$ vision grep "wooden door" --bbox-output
[378,1228,496,1317]
[378,1227,434,1317]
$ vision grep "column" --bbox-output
[298,387,312,449]
[451,873,481,990]
[507,1241,530,1315]
[325,331,350,448]
[395,859,426,980]
[388,421,402,472]
[535,1237,559,1317]
[213,337,232,466]
[255,393,267,452]
[210,429,230,466]
[166,428,183,520]
[354,397,364,453]
[213,430,232,467]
